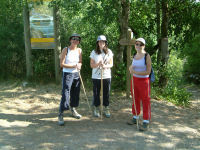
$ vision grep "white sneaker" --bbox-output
[94,107,100,117]
[71,107,82,119]
[104,106,110,118]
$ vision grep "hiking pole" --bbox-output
[100,67,103,119]
[78,71,91,112]
[131,74,139,129]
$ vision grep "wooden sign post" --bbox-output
[23,3,33,80]
[53,4,61,84]
[119,28,135,98]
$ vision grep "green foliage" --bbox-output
[0,0,25,79]
[168,0,200,50]
[152,51,191,106]
[129,0,157,55]
[32,50,55,81]
[182,34,200,84]
[112,63,127,90]
[162,85,191,107]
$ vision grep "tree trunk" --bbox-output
[116,0,130,64]
[156,0,161,65]
[53,4,61,84]
[159,0,169,87]
[23,1,33,80]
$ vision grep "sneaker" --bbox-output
[139,122,149,131]
[71,107,82,119]
[104,106,110,118]
[94,107,100,117]
[58,113,64,126]
[127,118,137,125]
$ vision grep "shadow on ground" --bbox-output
[0,81,199,150]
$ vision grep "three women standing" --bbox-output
[58,33,82,126]
[90,35,113,118]
[58,34,151,132]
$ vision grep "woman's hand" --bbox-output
[129,65,134,74]
[101,64,106,69]
[101,58,113,69]
[90,59,102,68]
[98,60,103,67]
[76,63,82,70]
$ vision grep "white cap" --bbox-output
[136,38,145,45]
[97,35,107,41]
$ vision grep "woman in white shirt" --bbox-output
[90,35,113,118]
[58,33,82,126]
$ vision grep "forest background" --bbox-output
[0,0,199,106]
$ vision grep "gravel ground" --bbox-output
[0,81,199,150]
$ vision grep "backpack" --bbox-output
[144,53,155,83]
[133,53,155,83]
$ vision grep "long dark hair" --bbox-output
[95,41,108,54]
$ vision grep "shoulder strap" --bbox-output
[64,47,68,56]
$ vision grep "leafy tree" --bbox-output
[0,0,25,79]
[183,34,200,84]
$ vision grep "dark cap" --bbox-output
[69,33,81,42]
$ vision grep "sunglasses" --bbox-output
[135,43,144,47]
[71,37,80,41]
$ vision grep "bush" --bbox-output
[112,63,126,91]
[0,1,25,79]
[152,50,191,106]
[32,50,55,82]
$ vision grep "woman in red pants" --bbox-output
[129,38,152,131]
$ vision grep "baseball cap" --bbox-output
[136,38,146,45]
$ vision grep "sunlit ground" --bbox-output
[0,81,199,150]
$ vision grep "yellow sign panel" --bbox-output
[31,38,54,42]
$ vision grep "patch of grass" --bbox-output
[151,86,191,107]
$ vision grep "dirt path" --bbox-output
[0,81,199,150]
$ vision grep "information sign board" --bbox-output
[29,0,55,49]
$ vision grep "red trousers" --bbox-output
[131,76,151,120]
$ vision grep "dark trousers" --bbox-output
[59,72,81,113]
[92,78,111,107]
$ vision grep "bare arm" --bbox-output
[77,48,82,70]
[78,48,82,64]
